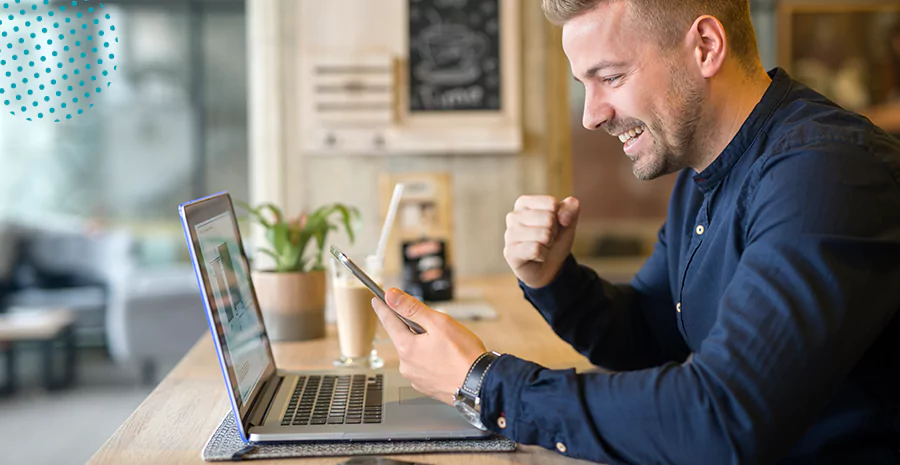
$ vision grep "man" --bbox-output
[371,0,900,463]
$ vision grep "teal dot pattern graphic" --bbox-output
[0,0,118,122]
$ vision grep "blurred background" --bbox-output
[3,0,900,463]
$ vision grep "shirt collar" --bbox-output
[692,67,792,193]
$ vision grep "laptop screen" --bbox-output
[194,211,271,406]
[180,193,277,429]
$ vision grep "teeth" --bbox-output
[617,126,644,144]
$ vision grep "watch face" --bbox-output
[454,401,487,431]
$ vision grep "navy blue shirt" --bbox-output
[480,68,900,464]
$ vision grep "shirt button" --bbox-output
[696,224,705,235]
[497,416,507,429]
[676,302,682,313]
[556,442,567,453]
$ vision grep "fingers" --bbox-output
[371,297,412,342]
[385,288,431,322]
[504,225,554,247]
[514,195,558,212]
[558,197,581,227]
[506,209,556,229]
[504,241,551,263]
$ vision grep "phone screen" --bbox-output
[330,246,427,335]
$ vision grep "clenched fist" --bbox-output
[503,195,580,289]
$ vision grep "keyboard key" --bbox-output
[365,390,382,407]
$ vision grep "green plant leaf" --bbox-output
[299,203,358,271]
[284,240,304,271]
[255,247,281,270]
[241,199,360,274]
[331,204,360,244]
[258,203,284,226]
[236,201,272,229]
[296,229,313,272]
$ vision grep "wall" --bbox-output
[248,0,557,276]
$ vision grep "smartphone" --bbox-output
[330,246,427,335]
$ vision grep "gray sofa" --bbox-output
[106,265,207,383]
[0,223,130,344]
[0,221,208,384]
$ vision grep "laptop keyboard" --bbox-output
[281,374,383,426]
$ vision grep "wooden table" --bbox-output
[0,308,77,394]
[88,275,599,465]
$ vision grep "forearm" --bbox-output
[485,236,900,464]
[479,355,753,465]
[520,254,677,370]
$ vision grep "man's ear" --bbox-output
[688,15,727,78]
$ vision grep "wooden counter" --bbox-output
[88,274,598,465]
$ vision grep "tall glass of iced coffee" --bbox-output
[328,254,384,369]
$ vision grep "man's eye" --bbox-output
[603,75,622,84]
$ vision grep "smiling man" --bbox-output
[371,0,900,463]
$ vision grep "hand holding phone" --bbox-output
[330,246,427,335]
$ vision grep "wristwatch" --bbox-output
[453,351,501,431]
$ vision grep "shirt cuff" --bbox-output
[478,354,544,439]
[518,254,583,317]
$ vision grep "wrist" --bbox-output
[453,351,502,430]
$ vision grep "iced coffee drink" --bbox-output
[328,254,385,368]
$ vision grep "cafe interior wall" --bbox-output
[247,0,559,276]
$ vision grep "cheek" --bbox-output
[615,80,655,124]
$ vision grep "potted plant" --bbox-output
[241,201,360,341]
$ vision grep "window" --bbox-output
[0,0,247,267]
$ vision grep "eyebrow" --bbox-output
[572,60,628,83]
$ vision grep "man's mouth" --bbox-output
[615,125,645,151]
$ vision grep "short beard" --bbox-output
[631,63,704,181]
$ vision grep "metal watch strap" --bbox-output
[460,351,501,399]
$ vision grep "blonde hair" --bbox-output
[541,0,759,71]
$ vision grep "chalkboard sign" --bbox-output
[408,0,501,112]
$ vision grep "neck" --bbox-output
[691,64,772,173]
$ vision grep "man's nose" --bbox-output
[583,100,614,131]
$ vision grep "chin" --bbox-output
[631,149,682,181]
[630,155,664,181]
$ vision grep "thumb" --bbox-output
[385,288,433,322]
[557,197,580,228]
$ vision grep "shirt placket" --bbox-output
[676,194,711,347]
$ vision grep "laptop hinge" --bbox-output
[247,374,284,427]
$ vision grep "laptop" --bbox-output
[179,192,490,443]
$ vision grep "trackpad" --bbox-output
[398,387,442,406]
